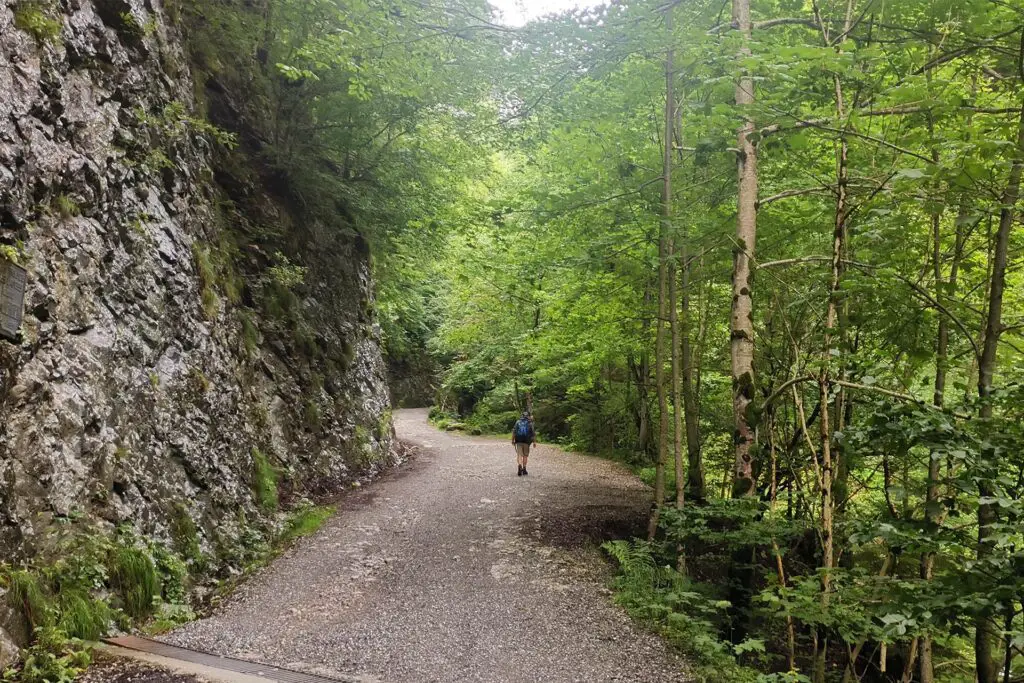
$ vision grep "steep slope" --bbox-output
[0,0,393,660]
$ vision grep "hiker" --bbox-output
[512,412,537,476]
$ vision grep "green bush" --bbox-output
[603,539,761,682]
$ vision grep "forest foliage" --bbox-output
[379,0,1024,681]
[8,0,1024,680]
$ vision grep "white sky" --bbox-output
[487,0,604,26]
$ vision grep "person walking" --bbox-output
[512,412,537,476]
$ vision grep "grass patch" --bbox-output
[303,399,321,430]
[193,241,241,320]
[251,448,279,513]
[108,546,161,620]
[55,590,111,641]
[240,310,260,355]
[5,570,52,630]
[201,287,220,319]
[53,194,80,219]
[281,505,334,544]
[2,526,201,681]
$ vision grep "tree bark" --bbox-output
[681,241,704,502]
[730,0,758,499]
[663,9,684,514]
[975,94,1024,683]
[648,7,676,539]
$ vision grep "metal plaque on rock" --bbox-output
[0,258,27,342]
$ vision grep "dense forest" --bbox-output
[3,0,1023,680]
[387,0,1024,681]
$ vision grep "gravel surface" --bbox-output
[164,409,690,683]
[80,656,205,683]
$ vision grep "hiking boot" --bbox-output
[517,466,523,476]
[522,468,528,476]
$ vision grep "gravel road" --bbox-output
[164,409,690,683]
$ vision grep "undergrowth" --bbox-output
[0,526,193,683]
[603,539,765,683]
[280,504,334,544]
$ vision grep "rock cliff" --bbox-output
[0,0,394,658]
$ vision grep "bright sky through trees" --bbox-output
[488,0,605,25]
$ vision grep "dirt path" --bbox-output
[164,409,690,683]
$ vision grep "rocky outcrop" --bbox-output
[0,0,394,660]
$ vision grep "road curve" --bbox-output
[165,408,690,683]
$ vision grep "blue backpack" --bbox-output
[514,418,534,442]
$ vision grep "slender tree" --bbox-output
[729,0,757,498]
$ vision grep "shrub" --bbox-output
[9,627,90,683]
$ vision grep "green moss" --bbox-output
[240,311,260,355]
[0,243,23,265]
[294,324,319,358]
[251,448,278,513]
[303,399,321,430]
[168,504,203,566]
[338,339,356,369]
[189,366,210,393]
[108,546,160,620]
[148,371,160,388]
[375,409,393,441]
[13,3,62,44]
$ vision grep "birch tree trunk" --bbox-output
[729,0,757,498]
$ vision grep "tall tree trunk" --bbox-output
[975,95,1024,683]
[730,0,758,498]
[648,9,675,539]
[648,235,669,540]
[681,241,704,502]
[636,287,654,457]
[817,11,854,679]
[663,8,684,513]
[920,134,967,683]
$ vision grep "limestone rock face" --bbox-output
[0,0,394,654]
